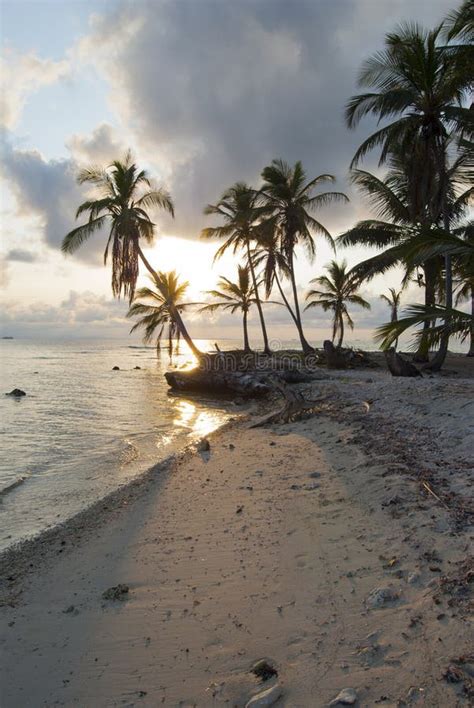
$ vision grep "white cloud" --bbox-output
[0,50,70,129]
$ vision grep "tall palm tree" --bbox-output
[63,153,201,358]
[338,147,472,360]
[305,260,370,348]
[200,265,255,352]
[202,183,271,353]
[345,21,473,369]
[260,159,349,353]
[380,288,402,348]
[127,271,194,356]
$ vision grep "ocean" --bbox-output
[0,339,233,552]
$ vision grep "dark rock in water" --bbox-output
[102,584,129,601]
[6,389,26,397]
[134,366,141,370]
[112,366,120,371]
[251,659,278,682]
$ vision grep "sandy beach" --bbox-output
[1,357,473,707]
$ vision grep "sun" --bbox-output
[140,235,237,300]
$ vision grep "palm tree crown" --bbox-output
[127,271,194,354]
[63,152,174,302]
[200,265,256,352]
[305,260,370,348]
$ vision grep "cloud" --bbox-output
[79,0,454,239]
[66,123,126,166]
[0,50,69,129]
[5,249,38,263]
[0,290,128,338]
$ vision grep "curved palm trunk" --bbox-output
[288,251,313,353]
[274,271,298,325]
[137,246,202,359]
[392,308,399,350]
[242,309,250,353]
[246,241,270,354]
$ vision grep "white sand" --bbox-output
[1,366,473,707]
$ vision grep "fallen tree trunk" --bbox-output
[384,348,422,377]
[249,380,327,426]
[165,369,272,396]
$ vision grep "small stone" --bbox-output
[365,586,398,608]
[112,366,120,371]
[197,438,210,452]
[229,443,235,450]
[245,683,283,707]
[407,572,420,585]
[134,366,141,370]
[309,471,321,479]
[330,687,358,705]
[6,388,26,397]
[102,584,129,601]
[251,659,278,682]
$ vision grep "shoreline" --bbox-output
[1,364,473,706]
[0,413,247,587]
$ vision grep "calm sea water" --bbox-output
[0,339,234,551]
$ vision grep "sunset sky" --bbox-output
[0,0,456,343]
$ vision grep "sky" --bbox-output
[0,0,460,346]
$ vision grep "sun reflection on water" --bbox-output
[172,399,225,439]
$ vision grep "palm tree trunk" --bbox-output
[424,143,452,372]
[414,261,436,362]
[246,241,270,354]
[274,271,298,325]
[468,290,474,357]
[288,251,313,353]
[392,308,399,350]
[137,246,202,359]
[337,312,344,348]
[243,309,250,352]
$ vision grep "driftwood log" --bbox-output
[164,369,271,396]
[384,348,422,377]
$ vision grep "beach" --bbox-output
[1,356,473,707]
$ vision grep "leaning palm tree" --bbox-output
[200,266,255,352]
[260,159,349,352]
[345,21,473,369]
[127,271,195,357]
[305,260,370,348]
[202,183,271,353]
[63,153,201,358]
[380,288,402,348]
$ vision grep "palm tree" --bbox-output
[260,159,349,352]
[444,0,474,42]
[63,153,201,358]
[127,271,195,356]
[380,288,402,348]
[250,227,298,328]
[200,266,255,352]
[338,147,472,360]
[202,183,271,353]
[345,21,473,369]
[304,260,370,348]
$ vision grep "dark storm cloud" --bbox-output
[3,0,455,257]
[90,0,454,237]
